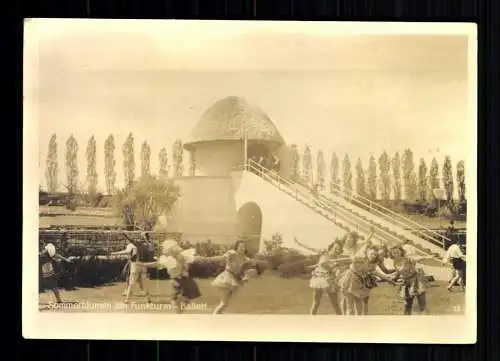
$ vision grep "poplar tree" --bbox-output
[392,152,402,202]
[316,150,326,190]
[104,134,116,194]
[418,158,428,201]
[456,160,466,203]
[355,158,367,198]
[402,149,417,201]
[86,135,98,195]
[65,135,79,194]
[378,151,391,203]
[367,155,377,200]
[301,146,313,186]
[442,156,454,206]
[123,133,135,189]
[342,154,353,200]
[329,152,340,194]
[140,140,151,178]
[159,147,169,181]
[45,134,58,192]
[428,157,440,199]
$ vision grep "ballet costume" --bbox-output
[309,254,338,292]
[159,253,202,301]
[339,258,378,300]
[211,250,250,292]
[394,258,428,315]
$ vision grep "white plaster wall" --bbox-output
[230,171,347,254]
[168,177,237,244]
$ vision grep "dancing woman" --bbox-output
[339,245,397,315]
[39,243,72,304]
[138,240,203,313]
[389,245,429,315]
[294,236,348,315]
[308,241,348,315]
[343,228,376,257]
[211,240,258,315]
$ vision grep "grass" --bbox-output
[39,207,464,231]
[38,206,466,314]
[39,216,122,228]
[39,274,465,315]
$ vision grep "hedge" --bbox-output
[40,253,271,291]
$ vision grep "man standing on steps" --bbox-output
[272,154,281,173]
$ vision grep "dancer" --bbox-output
[138,239,203,313]
[294,235,348,315]
[39,242,72,304]
[112,233,152,303]
[389,245,429,315]
[342,231,361,257]
[212,240,257,314]
[339,245,397,315]
[375,244,396,274]
[442,238,466,291]
[308,240,347,315]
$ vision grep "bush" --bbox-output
[263,247,307,270]
[39,234,315,291]
[277,255,319,278]
[40,256,128,291]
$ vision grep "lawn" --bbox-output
[39,274,465,315]
[39,207,465,230]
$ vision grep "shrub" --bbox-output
[40,256,128,291]
[277,255,319,278]
[253,259,269,275]
[263,247,307,270]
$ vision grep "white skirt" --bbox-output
[212,270,242,290]
[310,270,337,292]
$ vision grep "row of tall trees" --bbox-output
[44,133,194,195]
[45,134,466,205]
[289,146,466,205]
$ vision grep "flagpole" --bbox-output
[243,124,248,167]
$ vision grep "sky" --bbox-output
[24,20,474,193]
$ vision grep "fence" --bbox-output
[38,229,238,257]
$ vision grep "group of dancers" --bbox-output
[301,228,467,316]
[39,227,466,315]
[299,230,432,316]
[110,234,257,314]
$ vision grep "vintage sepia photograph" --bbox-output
[23,19,477,342]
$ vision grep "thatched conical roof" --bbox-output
[184,96,285,151]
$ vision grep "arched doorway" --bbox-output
[236,202,263,254]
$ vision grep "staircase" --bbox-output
[238,159,448,259]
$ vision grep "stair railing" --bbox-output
[236,160,439,256]
[292,176,449,249]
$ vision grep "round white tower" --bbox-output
[183,96,286,177]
